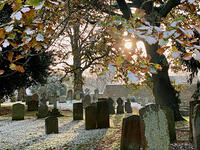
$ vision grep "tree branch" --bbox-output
[116,0,132,20]
[112,1,142,10]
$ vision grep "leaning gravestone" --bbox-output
[120,115,141,150]
[192,104,200,150]
[108,97,115,114]
[45,116,58,134]
[139,104,170,150]
[12,103,25,120]
[73,103,83,120]
[83,95,91,108]
[85,105,97,130]
[125,99,132,113]
[189,100,200,141]
[96,100,110,128]
[117,98,124,114]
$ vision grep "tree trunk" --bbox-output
[72,24,83,98]
[145,41,184,121]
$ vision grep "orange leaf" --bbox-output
[9,41,18,48]
[13,55,24,62]
[182,53,193,60]
[156,46,170,55]
[16,65,25,73]
[0,28,5,40]
[8,52,14,62]
[0,70,5,75]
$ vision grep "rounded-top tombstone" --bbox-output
[117,98,124,114]
[12,103,25,120]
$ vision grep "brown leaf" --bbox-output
[8,52,14,62]
[0,70,5,75]
[156,46,170,55]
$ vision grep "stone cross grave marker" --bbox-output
[73,103,83,120]
[125,99,132,113]
[85,105,97,130]
[12,103,25,120]
[45,116,58,134]
[139,104,170,150]
[96,100,110,129]
[192,104,200,150]
[120,115,141,150]
[117,98,124,114]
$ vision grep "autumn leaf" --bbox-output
[8,52,14,62]
[0,70,5,75]
[9,41,18,48]
[156,46,170,55]
[155,64,162,70]
[16,65,25,72]
[0,28,5,40]
[9,63,25,72]
[13,55,24,62]
[182,53,193,60]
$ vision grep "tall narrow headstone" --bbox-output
[73,103,83,120]
[189,100,200,141]
[96,100,110,128]
[45,116,58,134]
[192,104,200,150]
[93,89,99,102]
[85,105,97,130]
[37,104,48,119]
[12,103,25,120]
[117,98,124,114]
[139,104,170,150]
[108,97,115,114]
[83,94,91,108]
[125,99,132,113]
[120,115,141,150]
[27,100,38,111]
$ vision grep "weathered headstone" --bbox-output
[27,100,38,111]
[45,116,58,134]
[139,104,170,150]
[73,103,83,120]
[75,91,81,100]
[96,100,110,128]
[83,94,91,108]
[85,105,97,130]
[93,89,99,102]
[161,106,176,143]
[189,100,200,141]
[120,115,141,150]
[67,90,73,100]
[108,97,115,114]
[192,104,200,150]
[12,103,25,120]
[36,105,48,118]
[117,98,124,114]
[125,99,132,113]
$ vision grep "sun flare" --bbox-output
[124,41,132,49]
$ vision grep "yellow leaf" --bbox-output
[0,28,5,40]
[172,46,178,51]
[8,52,14,62]
[0,70,5,75]
[9,63,17,70]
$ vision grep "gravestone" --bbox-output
[73,103,83,120]
[161,106,176,143]
[27,100,38,111]
[36,104,48,118]
[117,98,124,114]
[125,99,132,113]
[96,100,110,128]
[75,91,81,100]
[67,90,73,100]
[192,104,200,150]
[85,105,97,130]
[139,104,170,150]
[45,116,58,134]
[12,103,25,120]
[83,95,91,108]
[120,115,141,150]
[108,97,115,114]
[189,100,200,142]
[93,89,99,102]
